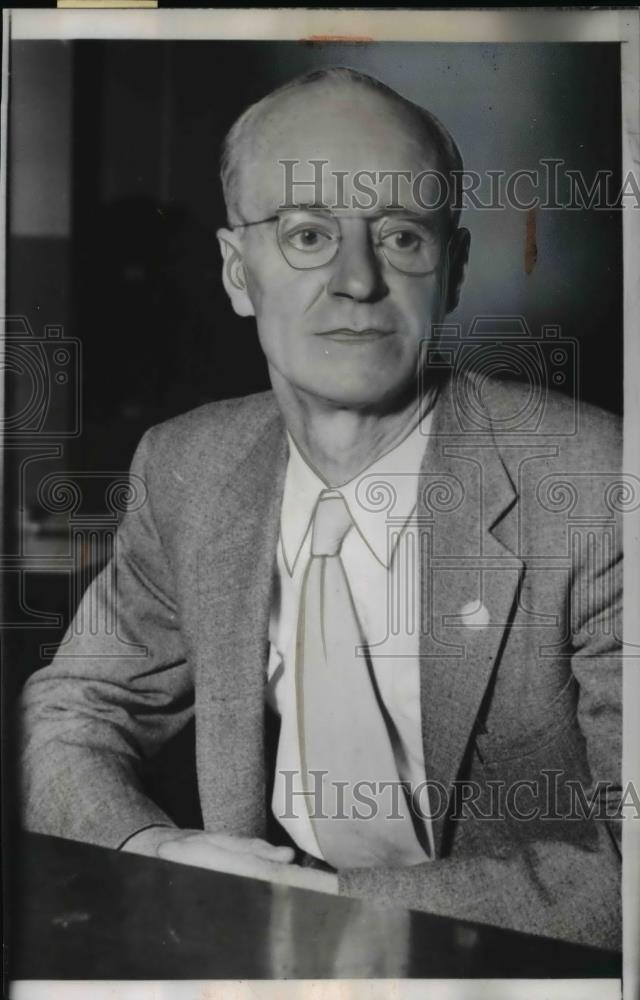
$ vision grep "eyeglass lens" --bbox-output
[275,210,442,274]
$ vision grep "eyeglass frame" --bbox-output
[231,207,453,276]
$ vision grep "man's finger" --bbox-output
[246,838,296,862]
[200,832,295,863]
[156,837,287,879]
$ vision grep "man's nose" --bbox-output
[326,224,388,302]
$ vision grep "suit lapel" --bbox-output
[419,376,523,855]
[196,405,288,835]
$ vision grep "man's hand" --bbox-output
[121,826,339,896]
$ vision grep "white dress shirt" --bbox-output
[267,412,435,863]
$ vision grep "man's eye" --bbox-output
[284,227,334,252]
[381,229,423,252]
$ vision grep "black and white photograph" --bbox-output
[2,8,639,999]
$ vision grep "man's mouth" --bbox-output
[314,328,393,342]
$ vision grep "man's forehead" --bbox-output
[236,86,444,218]
[250,85,439,169]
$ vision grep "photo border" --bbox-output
[3,8,639,1000]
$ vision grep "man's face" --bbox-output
[219,84,468,412]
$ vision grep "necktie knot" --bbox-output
[311,491,353,557]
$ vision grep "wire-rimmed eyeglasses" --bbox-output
[232,208,446,276]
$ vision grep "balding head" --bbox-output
[220,67,463,229]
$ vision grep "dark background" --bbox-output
[3,38,623,682]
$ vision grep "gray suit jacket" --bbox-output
[19,372,623,950]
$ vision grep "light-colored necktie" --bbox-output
[296,489,428,868]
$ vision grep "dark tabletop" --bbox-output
[8,833,621,980]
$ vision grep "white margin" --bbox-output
[621,11,640,1000]
[6,979,627,1000]
[0,10,10,624]
[6,8,638,43]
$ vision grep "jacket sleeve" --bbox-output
[19,427,193,849]
[338,513,623,952]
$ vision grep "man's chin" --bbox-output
[303,377,415,413]
[267,361,417,414]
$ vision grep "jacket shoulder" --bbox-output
[123,390,284,550]
[137,390,281,471]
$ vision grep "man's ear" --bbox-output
[216,228,255,318]
[445,227,470,314]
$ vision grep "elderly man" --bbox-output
[20,67,621,950]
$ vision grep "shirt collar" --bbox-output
[280,409,433,573]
